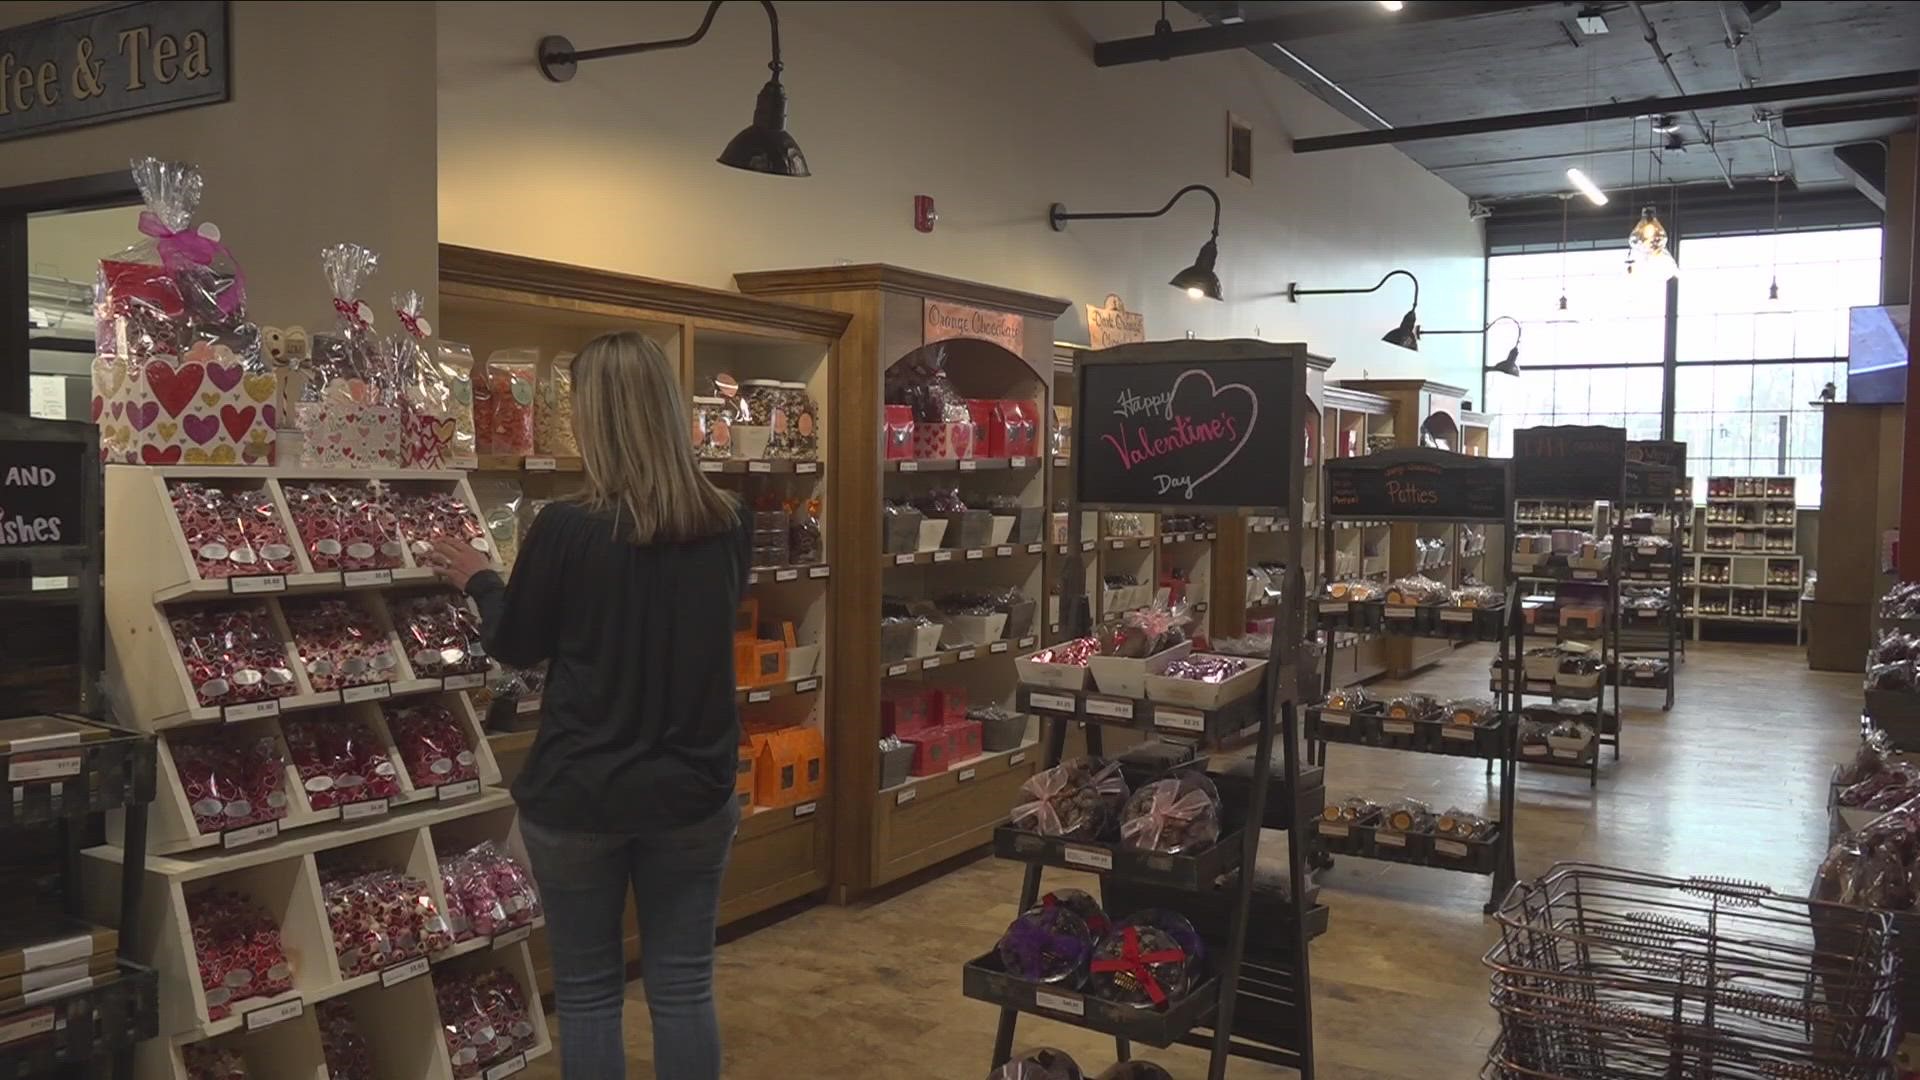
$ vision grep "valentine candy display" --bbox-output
[782,381,819,459]
[280,481,406,572]
[1160,655,1251,683]
[321,864,453,976]
[435,341,480,465]
[438,840,542,941]
[283,713,401,810]
[316,1000,375,1080]
[1115,909,1206,985]
[297,243,404,468]
[477,351,536,456]
[1119,771,1222,854]
[170,731,290,835]
[1028,638,1098,668]
[1009,757,1129,841]
[391,289,459,469]
[534,352,578,456]
[1039,889,1109,936]
[186,887,294,1020]
[168,603,297,708]
[184,1045,250,1080]
[282,597,398,692]
[995,903,1094,985]
[470,479,524,571]
[1088,923,1191,1009]
[390,490,490,561]
[168,481,298,579]
[989,1048,1084,1080]
[384,701,480,789]
[436,968,538,1077]
[390,591,490,678]
[92,158,277,466]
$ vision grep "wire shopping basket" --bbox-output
[1483,863,1901,1080]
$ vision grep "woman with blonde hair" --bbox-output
[431,330,746,1080]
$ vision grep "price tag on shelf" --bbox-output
[1028,692,1076,714]
[1009,751,1026,766]
[1382,720,1415,735]
[1316,711,1350,727]
[1018,637,1036,649]
[0,1008,54,1048]
[775,568,799,581]
[524,456,558,472]
[748,690,772,703]
[887,663,909,677]
[1523,745,1548,757]
[894,554,916,566]
[222,821,280,850]
[8,753,81,783]
[516,697,542,714]
[443,674,486,691]
[959,459,978,472]
[989,642,1009,653]
[342,569,392,589]
[380,956,429,987]
[341,683,392,704]
[341,798,390,822]
[795,462,819,474]
[1384,606,1416,620]
[957,648,976,662]
[437,779,481,801]
[995,545,1013,557]
[1063,845,1113,871]
[1029,543,1044,554]
[794,678,819,694]
[485,1054,528,1080]
[965,549,983,560]
[1033,990,1084,1017]
[492,925,532,950]
[1109,539,1126,549]
[1441,726,1475,741]
[895,787,918,806]
[899,460,920,472]
[922,657,941,669]
[808,565,830,578]
[1138,539,1152,549]
[1154,707,1205,733]
[228,574,286,595]
[1375,831,1407,848]
[244,997,302,1032]
[933,550,953,563]
[1083,697,1135,721]
[1010,456,1027,469]
[956,767,976,783]
[699,462,723,473]
[793,801,817,818]
[1318,601,1349,614]
[222,699,281,723]
[1317,821,1349,838]
[1440,609,1474,623]
[747,572,760,585]
[1434,839,1469,858]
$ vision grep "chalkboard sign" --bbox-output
[1624,439,1687,501]
[1074,341,1302,509]
[1512,425,1626,501]
[0,438,86,551]
[1326,447,1510,522]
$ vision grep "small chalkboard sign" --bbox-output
[1624,439,1687,501]
[1073,341,1302,510]
[1512,425,1626,501]
[1325,447,1510,522]
[0,431,87,552]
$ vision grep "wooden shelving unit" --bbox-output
[1307,384,1392,687]
[736,264,1066,898]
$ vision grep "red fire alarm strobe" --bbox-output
[914,195,936,233]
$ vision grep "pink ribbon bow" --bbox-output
[139,211,246,318]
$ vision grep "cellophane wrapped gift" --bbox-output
[297,243,403,468]
[390,290,459,468]
[534,352,578,455]
[477,349,537,455]
[436,341,480,467]
[93,158,277,465]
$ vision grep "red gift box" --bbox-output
[967,400,1010,459]
[912,420,974,461]
[904,728,950,776]
[884,405,915,461]
[1002,400,1039,457]
[929,685,969,726]
[950,719,983,761]
[881,685,935,737]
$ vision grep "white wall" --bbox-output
[437,1,1487,390]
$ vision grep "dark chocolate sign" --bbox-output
[1512,425,1626,501]
[0,440,83,549]
[1326,447,1509,522]
[0,1,230,145]
[1624,439,1687,500]
[1075,345,1296,509]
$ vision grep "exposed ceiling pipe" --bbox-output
[1714,0,1789,181]
[1628,2,1736,190]
[1093,0,1556,66]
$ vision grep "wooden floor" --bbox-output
[522,641,1858,1079]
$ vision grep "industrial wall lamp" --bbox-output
[1286,269,1421,351]
[538,2,809,178]
[1425,315,1523,376]
[1049,184,1223,301]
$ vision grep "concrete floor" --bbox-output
[522,641,1859,1079]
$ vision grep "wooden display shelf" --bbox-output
[748,562,831,585]
[734,674,824,706]
[872,740,1040,887]
[474,453,583,473]
[884,544,1043,568]
[885,456,1036,473]
[720,798,829,927]
[697,458,824,476]
[882,637,1036,680]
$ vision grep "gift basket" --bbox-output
[93,158,277,465]
[297,243,403,468]
[187,887,295,1021]
[995,903,1096,986]
[390,290,461,468]
[887,346,975,460]
[1118,770,1222,854]
[1008,757,1129,841]
[1088,920,1197,1010]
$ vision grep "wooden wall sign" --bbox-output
[922,298,1024,355]
[1512,424,1626,501]
[1086,294,1145,350]
[0,438,84,549]
[1326,447,1509,522]
[1074,344,1298,510]
[1624,439,1687,500]
[0,1,229,144]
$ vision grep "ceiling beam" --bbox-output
[1094,1,1552,68]
[1292,70,1920,153]
[1834,142,1889,211]
[1780,97,1916,129]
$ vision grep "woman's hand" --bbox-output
[425,538,493,591]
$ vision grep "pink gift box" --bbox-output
[912,420,973,461]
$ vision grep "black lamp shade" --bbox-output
[1381,308,1420,351]
[1170,238,1223,301]
[1491,348,1521,377]
[718,79,810,177]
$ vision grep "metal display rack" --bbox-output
[1614,441,1689,712]
[0,414,159,1080]
[975,340,1320,1080]
[1305,447,1519,913]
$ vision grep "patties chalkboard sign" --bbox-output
[1326,447,1510,522]
[1512,425,1626,501]
[0,438,83,550]
[1074,340,1302,510]
[1624,439,1687,501]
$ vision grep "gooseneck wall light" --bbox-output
[1425,315,1524,376]
[1286,269,1422,351]
[1049,184,1223,301]
[538,1,809,178]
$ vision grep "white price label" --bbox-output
[1573,570,1598,580]
[1552,748,1580,760]
[748,572,760,585]
[341,798,389,822]
[775,568,799,581]
[793,801,817,818]
[1317,711,1350,727]
[1375,831,1407,848]
[748,461,772,474]
[492,925,532,950]
[795,678,820,693]
[1384,605,1416,620]
[1109,539,1126,549]
[0,1008,54,1048]
[895,787,918,806]
[1028,692,1076,714]
[957,648,977,662]
[989,642,1009,654]
[1009,752,1026,766]
[1010,456,1027,468]
[1083,696,1135,720]
[1382,720,1415,735]
[342,683,392,704]
[899,460,920,472]
[922,657,942,669]
[228,574,286,595]
[222,821,279,849]
[1441,608,1475,622]
[524,456,558,472]
[1138,539,1152,548]
[244,998,302,1031]
[1033,990,1084,1017]
[996,546,1013,557]
[887,663,909,677]
[1019,637,1036,648]
[808,565,830,578]
[959,459,978,472]
[516,696,541,714]
[1318,601,1349,614]
[8,753,81,782]
[796,462,819,474]
[1441,726,1475,741]
[438,779,481,801]
[443,673,486,691]
[957,767,977,782]
[486,1054,529,1080]
[1063,845,1114,871]
[1523,745,1548,757]
[381,956,430,987]
[1434,839,1469,858]
[1029,543,1044,554]
[933,550,953,563]
[1154,707,1206,733]
[895,554,917,565]
[748,690,772,703]
[965,549,984,561]
[699,462,723,473]
[1317,821,1350,838]
[223,699,281,723]
[343,569,393,589]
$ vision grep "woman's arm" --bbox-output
[428,508,563,669]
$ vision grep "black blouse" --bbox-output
[465,500,749,832]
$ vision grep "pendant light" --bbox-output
[1049,184,1224,301]
[1286,270,1422,351]
[1626,130,1678,283]
[537,2,810,178]
[1557,196,1570,311]
[1425,315,1523,376]
[1767,174,1784,301]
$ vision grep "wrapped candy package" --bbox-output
[1813,793,1920,909]
[1160,655,1250,683]
[171,731,290,835]
[435,968,537,1078]
[391,490,490,562]
[93,158,277,466]
[534,352,578,456]
[283,713,400,810]
[281,482,404,572]
[1009,757,1129,840]
[438,840,542,941]
[169,603,297,708]
[1119,771,1222,854]
[1089,923,1192,1009]
[1028,638,1098,668]
[390,591,490,678]
[316,1000,375,1080]
[186,888,294,1021]
[989,1049,1085,1080]
[184,1045,250,1080]
[320,864,453,977]
[282,598,398,692]
[169,482,297,580]
[477,350,537,456]
[434,341,480,466]
[1117,908,1206,985]
[389,290,459,468]
[995,904,1095,986]
[297,243,403,468]
[383,701,480,790]
[1040,889,1109,937]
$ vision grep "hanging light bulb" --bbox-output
[1766,174,1784,303]
[1627,206,1677,283]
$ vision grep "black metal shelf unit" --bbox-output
[975,341,1320,1080]
[0,414,158,1080]
[1612,440,1689,712]
[1307,447,1519,912]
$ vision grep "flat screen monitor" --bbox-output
[1848,303,1910,404]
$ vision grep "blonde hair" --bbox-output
[568,331,737,544]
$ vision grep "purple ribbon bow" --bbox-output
[139,210,246,318]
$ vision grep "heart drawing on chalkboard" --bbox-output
[1160,368,1258,500]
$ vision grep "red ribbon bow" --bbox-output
[1089,925,1186,1007]
[333,297,369,329]
[395,309,426,339]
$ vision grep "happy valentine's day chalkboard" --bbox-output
[1074,341,1301,510]
[1325,447,1510,522]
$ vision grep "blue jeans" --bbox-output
[520,799,739,1080]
